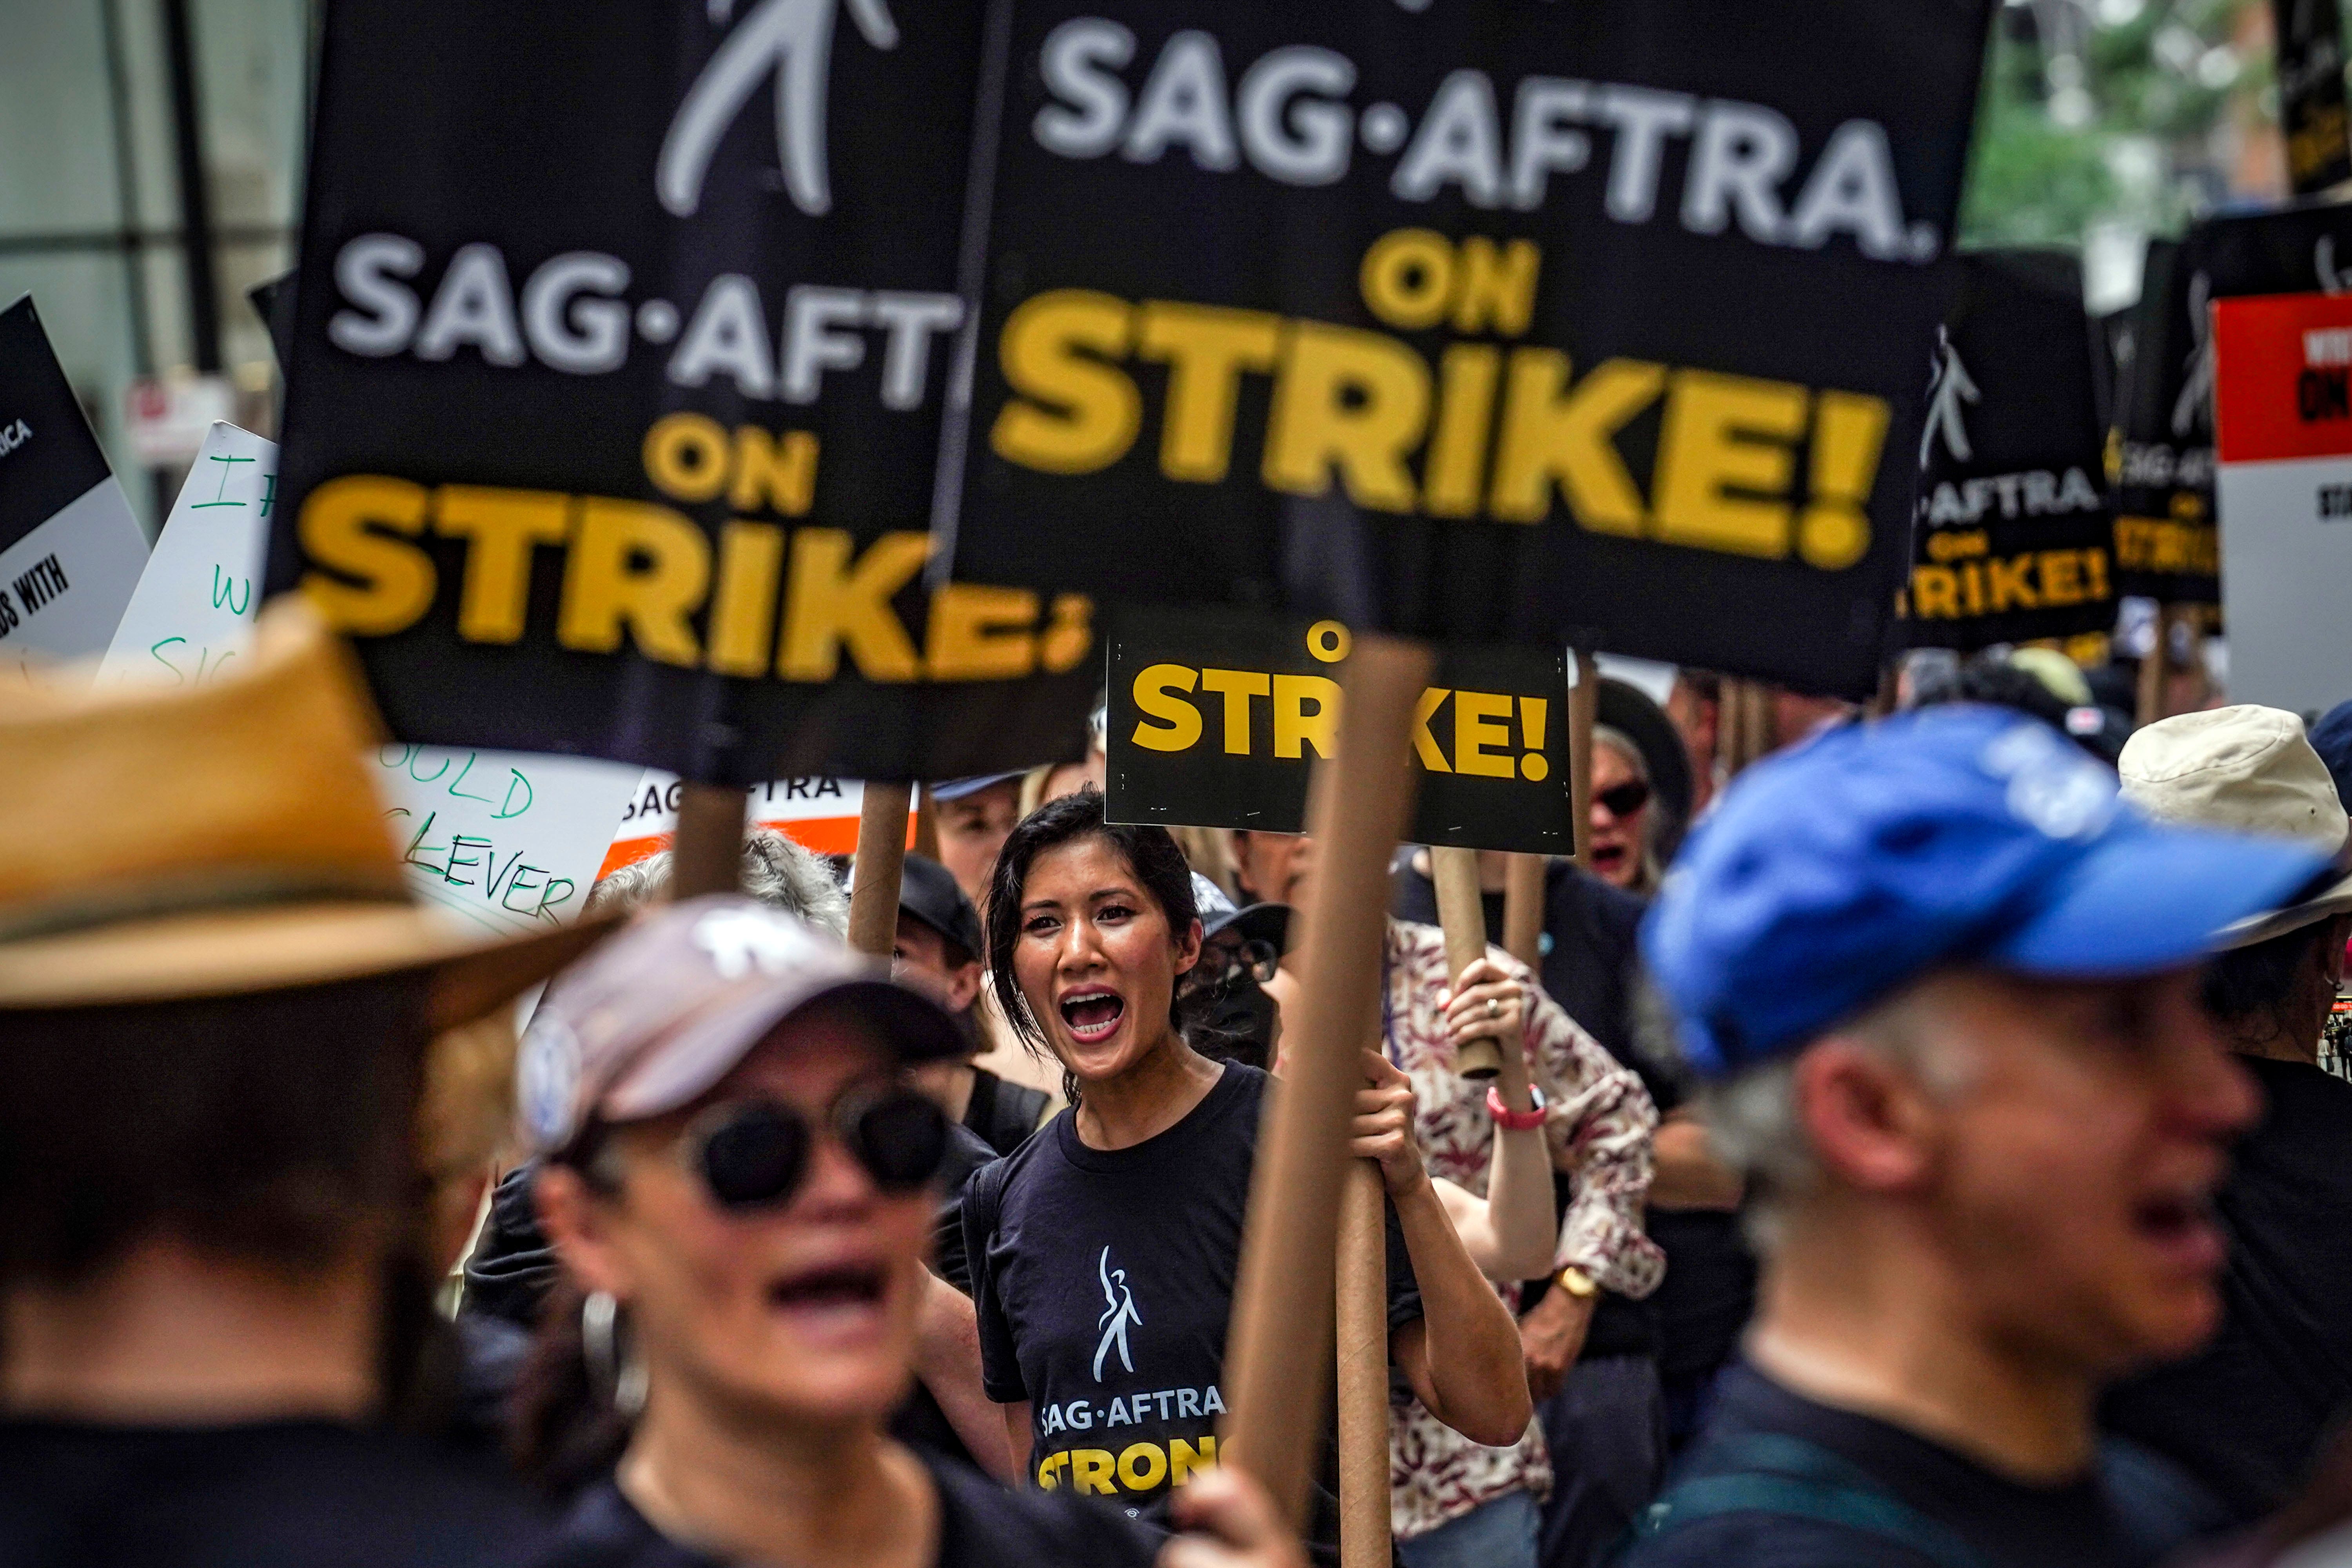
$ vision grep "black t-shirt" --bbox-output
[0,1417,555,1567]
[964,1068,1050,1159]
[965,1062,1422,1520]
[539,1447,1161,1568]
[2104,1055,2352,1521]
[1623,1362,2220,1568]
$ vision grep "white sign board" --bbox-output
[0,296,150,681]
[95,419,639,932]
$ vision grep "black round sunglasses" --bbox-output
[677,1085,951,1212]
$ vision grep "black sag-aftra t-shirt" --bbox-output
[0,1418,556,1568]
[965,1062,1423,1517]
[539,1448,1161,1568]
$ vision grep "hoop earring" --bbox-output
[582,1290,649,1418]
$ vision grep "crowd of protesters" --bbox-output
[12,610,2352,1568]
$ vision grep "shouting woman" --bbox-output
[963,791,1530,1547]
[517,895,1300,1568]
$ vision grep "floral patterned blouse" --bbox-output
[1380,918,1663,1541]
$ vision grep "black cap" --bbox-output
[898,854,984,961]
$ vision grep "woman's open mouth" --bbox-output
[2131,1190,2224,1274]
[765,1261,891,1340]
[1059,987,1127,1044]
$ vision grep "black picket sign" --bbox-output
[1105,610,1572,854]
[949,0,1994,697]
[267,0,1094,784]
[2111,200,2352,606]
[1904,250,2114,652]
[2275,0,2352,196]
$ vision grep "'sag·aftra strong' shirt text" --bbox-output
[967,1063,1422,1514]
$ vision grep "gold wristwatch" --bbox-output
[1554,1265,1599,1300]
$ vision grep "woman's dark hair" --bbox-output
[509,1272,633,1495]
[984,788,1202,1086]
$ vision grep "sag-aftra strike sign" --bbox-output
[1106,612,1572,853]
[272,0,1994,777]
[950,0,1993,696]
[268,0,1094,782]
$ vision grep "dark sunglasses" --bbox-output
[1196,936,1281,990]
[680,1086,950,1212]
[1596,780,1651,818]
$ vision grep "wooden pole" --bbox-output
[1335,1160,1392,1568]
[2136,605,2173,728]
[1430,846,1500,1079]
[913,784,940,861]
[1500,854,1546,972]
[846,782,914,958]
[1222,634,1434,1531]
[670,783,747,898]
[1569,650,1599,871]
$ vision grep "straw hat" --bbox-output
[0,599,610,1024]
[2119,704,2352,949]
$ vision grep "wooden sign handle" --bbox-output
[1500,853,1546,973]
[1430,846,1501,1080]
[1569,650,1599,870]
[670,783,747,898]
[1336,1160,1392,1568]
[846,782,914,959]
[1221,634,1434,1530]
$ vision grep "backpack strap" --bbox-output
[1633,1433,1989,1568]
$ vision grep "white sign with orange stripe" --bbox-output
[602,772,909,880]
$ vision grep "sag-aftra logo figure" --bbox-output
[659,0,900,218]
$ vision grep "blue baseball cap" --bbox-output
[1642,706,2330,1079]
[2308,699,2352,812]
[929,771,1025,804]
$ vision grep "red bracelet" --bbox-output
[1486,1086,1547,1131]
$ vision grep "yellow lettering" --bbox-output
[1910,565,1960,619]
[1198,668,1272,754]
[1169,1436,1220,1485]
[436,486,572,645]
[708,520,786,677]
[1650,369,1806,559]
[1795,390,1886,572]
[1272,673,1341,759]
[1425,345,1499,518]
[1069,1449,1117,1495]
[1118,1442,1170,1492]
[555,499,710,666]
[297,475,436,637]
[1138,301,1281,483]
[1985,554,2039,612]
[642,412,731,503]
[777,528,927,682]
[2083,547,2110,601]
[1041,592,1095,673]
[2038,550,2084,607]
[1359,228,1455,330]
[1263,322,1429,513]
[1037,1452,1070,1490]
[991,290,1140,474]
[925,582,1038,681]
[1412,686,1452,773]
[731,426,819,516]
[1451,236,1539,336]
[1132,664,1204,752]
[1453,689,1515,779]
[1488,349,1662,532]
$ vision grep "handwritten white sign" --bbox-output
[98,422,272,686]
[97,421,641,933]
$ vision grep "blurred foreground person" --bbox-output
[2105,708,2352,1522]
[0,604,607,1566]
[965,791,1531,1550]
[1626,706,2330,1568]
[517,897,1299,1568]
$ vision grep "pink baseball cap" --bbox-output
[515,895,964,1155]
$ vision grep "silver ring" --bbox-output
[1487,997,1502,1020]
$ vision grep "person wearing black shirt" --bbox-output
[965,792,1532,1537]
[2103,707,2352,1521]
[1626,707,2327,1568]
[895,853,1049,1157]
[515,896,1301,1568]
[0,613,607,1568]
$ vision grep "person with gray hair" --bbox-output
[2103,707,2352,1524]
[1621,705,2327,1568]
[585,826,850,936]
